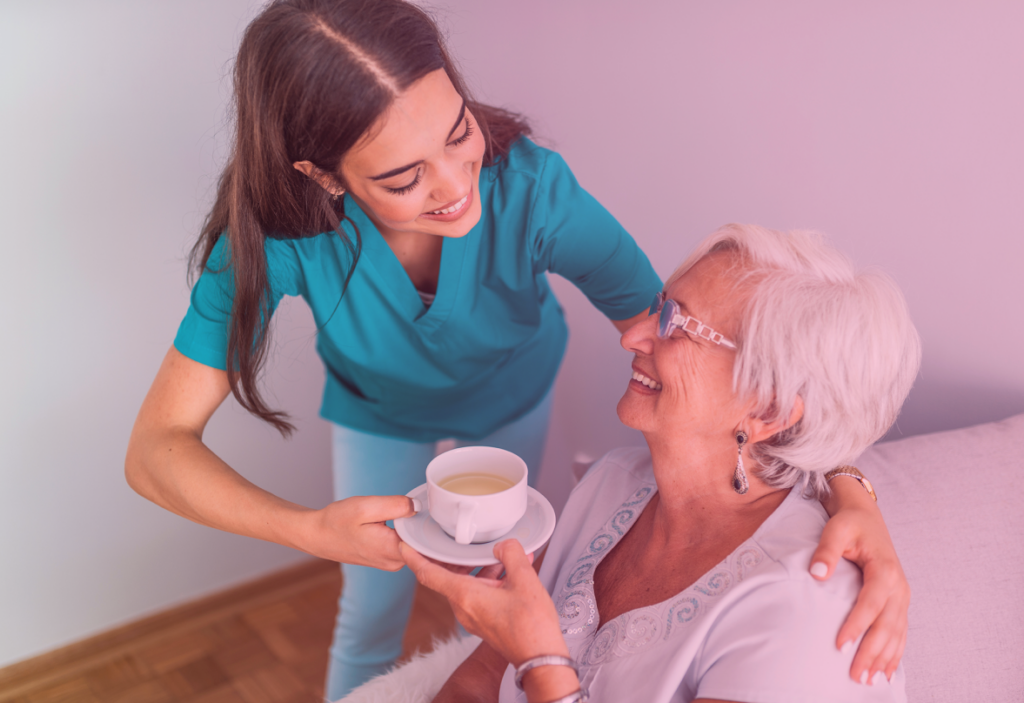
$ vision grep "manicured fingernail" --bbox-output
[810,562,828,578]
[412,498,422,513]
[859,671,869,685]
[872,672,886,686]
[840,640,853,655]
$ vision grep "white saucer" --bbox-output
[395,484,556,567]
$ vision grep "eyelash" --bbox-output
[384,118,474,195]
[386,172,422,196]
[450,117,474,146]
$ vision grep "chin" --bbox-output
[615,395,643,431]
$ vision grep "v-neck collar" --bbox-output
[557,483,798,655]
[556,484,658,639]
[343,194,469,331]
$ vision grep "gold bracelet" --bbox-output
[824,465,877,502]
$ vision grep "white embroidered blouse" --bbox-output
[497,447,907,703]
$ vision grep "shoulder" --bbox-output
[692,492,897,702]
[559,447,655,524]
[263,229,358,294]
[694,574,898,702]
[752,490,853,582]
[485,137,572,189]
[694,569,903,702]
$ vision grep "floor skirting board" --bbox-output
[0,560,455,703]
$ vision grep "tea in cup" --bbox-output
[426,446,528,545]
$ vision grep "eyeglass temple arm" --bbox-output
[675,314,737,349]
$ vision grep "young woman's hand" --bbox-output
[400,539,567,667]
[812,475,910,684]
[301,495,419,571]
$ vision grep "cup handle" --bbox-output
[454,500,477,545]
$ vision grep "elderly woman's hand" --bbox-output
[400,540,569,667]
[811,475,910,684]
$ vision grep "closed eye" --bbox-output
[384,169,422,195]
[384,118,474,195]
[448,117,474,146]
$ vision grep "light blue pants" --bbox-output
[325,391,553,700]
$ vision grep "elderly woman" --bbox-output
[402,224,920,703]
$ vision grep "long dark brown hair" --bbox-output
[189,0,530,435]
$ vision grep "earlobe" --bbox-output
[746,395,805,444]
[785,395,805,430]
[292,160,346,197]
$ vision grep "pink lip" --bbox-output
[420,188,473,223]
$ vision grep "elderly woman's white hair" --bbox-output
[668,224,922,496]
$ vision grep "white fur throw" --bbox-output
[336,635,483,703]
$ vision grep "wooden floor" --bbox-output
[0,560,456,703]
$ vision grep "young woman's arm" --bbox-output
[125,346,416,570]
[611,310,649,334]
[812,476,910,683]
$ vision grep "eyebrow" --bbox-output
[368,101,467,181]
[671,297,692,315]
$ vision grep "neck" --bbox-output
[642,430,788,549]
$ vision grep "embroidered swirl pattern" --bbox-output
[560,588,597,635]
[555,483,767,669]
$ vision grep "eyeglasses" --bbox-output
[649,292,737,349]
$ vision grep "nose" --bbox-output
[620,309,658,356]
[429,154,470,205]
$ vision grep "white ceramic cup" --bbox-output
[425,446,528,545]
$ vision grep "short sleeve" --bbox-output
[173,235,298,370]
[528,151,662,320]
[693,570,903,703]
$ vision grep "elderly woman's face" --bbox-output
[617,252,748,440]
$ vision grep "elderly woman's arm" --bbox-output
[401,541,581,703]
[813,475,910,683]
[429,641,507,703]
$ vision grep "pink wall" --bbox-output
[423,1,1024,508]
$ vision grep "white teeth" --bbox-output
[631,370,662,390]
[429,194,468,215]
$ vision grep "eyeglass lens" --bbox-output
[659,299,677,337]
[649,292,677,338]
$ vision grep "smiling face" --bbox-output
[617,252,749,445]
[337,69,486,239]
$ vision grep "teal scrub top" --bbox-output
[174,138,662,441]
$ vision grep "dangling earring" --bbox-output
[732,430,749,494]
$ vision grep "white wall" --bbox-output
[0,1,325,667]
[2,0,1022,668]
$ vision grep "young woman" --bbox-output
[125,1,910,699]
